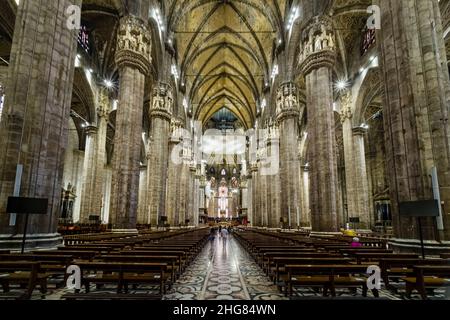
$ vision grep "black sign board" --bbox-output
[6,197,48,215]
[399,200,440,217]
[349,217,360,223]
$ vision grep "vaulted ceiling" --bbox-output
[165,0,287,129]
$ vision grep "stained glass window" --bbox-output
[361,28,376,56]
[78,25,90,53]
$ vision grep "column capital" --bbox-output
[84,125,98,136]
[170,117,184,143]
[352,126,368,136]
[116,15,152,75]
[150,82,173,121]
[275,82,301,121]
[298,15,336,76]
[250,163,258,173]
[97,91,110,119]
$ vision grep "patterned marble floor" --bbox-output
[163,235,287,300]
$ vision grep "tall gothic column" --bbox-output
[0,0,80,248]
[340,91,371,229]
[250,163,258,227]
[147,83,172,226]
[193,168,201,227]
[176,137,191,226]
[299,16,339,232]
[165,119,182,227]
[259,142,268,227]
[276,83,302,228]
[110,15,151,232]
[187,162,197,225]
[266,121,281,228]
[79,91,109,223]
[378,0,450,240]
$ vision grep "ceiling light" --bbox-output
[334,79,349,92]
[104,80,113,88]
[171,65,179,79]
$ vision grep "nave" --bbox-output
[1,228,449,300]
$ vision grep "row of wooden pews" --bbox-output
[0,228,209,300]
[235,229,450,299]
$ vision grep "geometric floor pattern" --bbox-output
[164,235,287,300]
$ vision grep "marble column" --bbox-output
[147,83,172,226]
[300,164,311,227]
[250,163,258,227]
[276,83,302,228]
[378,0,450,240]
[187,163,197,225]
[259,145,268,227]
[110,15,151,232]
[246,174,253,226]
[165,119,182,227]
[266,122,281,228]
[0,0,81,249]
[193,170,201,227]
[340,92,371,229]
[177,139,191,226]
[137,165,148,225]
[299,16,339,232]
[253,162,262,227]
[79,93,109,223]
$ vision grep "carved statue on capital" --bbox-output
[150,83,173,121]
[276,83,300,121]
[170,118,184,142]
[298,15,336,75]
[116,15,152,75]
[97,89,110,119]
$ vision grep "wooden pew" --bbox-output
[74,261,169,294]
[0,261,50,299]
[263,252,341,274]
[285,264,377,298]
[352,253,419,265]
[404,265,450,299]
[272,257,352,286]
[379,258,450,290]
[98,255,179,282]
[33,250,97,261]
[57,246,115,254]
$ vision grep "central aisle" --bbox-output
[164,234,287,300]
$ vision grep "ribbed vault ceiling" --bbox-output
[166,0,287,129]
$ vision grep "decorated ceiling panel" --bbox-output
[168,0,286,129]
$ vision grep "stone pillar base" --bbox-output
[388,238,450,256]
[111,229,139,234]
[0,233,62,251]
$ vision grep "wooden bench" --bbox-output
[98,255,179,282]
[121,250,189,270]
[0,261,50,299]
[34,250,97,261]
[403,265,450,299]
[379,258,450,290]
[352,253,419,265]
[272,257,352,286]
[285,264,378,298]
[263,252,341,275]
[74,261,169,294]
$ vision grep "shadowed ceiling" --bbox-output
[165,0,287,129]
